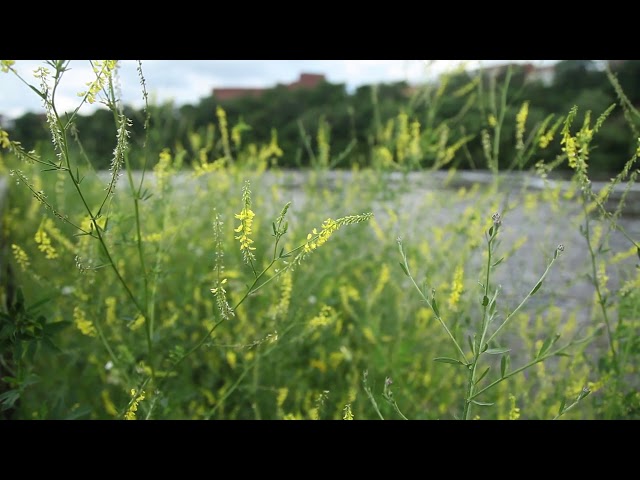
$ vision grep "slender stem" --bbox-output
[364,385,385,420]
[486,252,559,346]
[463,226,496,420]
[252,351,261,420]
[468,333,593,401]
[491,67,512,172]
[398,240,468,363]
[203,320,298,419]
[581,191,619,374]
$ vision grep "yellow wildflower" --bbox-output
[11,244,30,271]
[73,306,96,337]
[124,388,146,420]
[234,181,256,264]
[34,220,58,259]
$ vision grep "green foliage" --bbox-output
[5,61,640,175]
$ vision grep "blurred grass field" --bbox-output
[3,161,639,419]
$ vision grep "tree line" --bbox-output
[5,60,640,174]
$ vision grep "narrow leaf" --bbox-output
[558,397,567,415]
[530,281,543,296]
[475,367,490,385]
[537,336,553,358]
[489,299,497,315]
[27,84,47,100]
[486,347,511,355]
[468,335,476,356]
[492,257,505,267]
[0,390,21,410]
[399,262,409,277]
[471,400,495,407]
[433,357,465,366]
[482,295,489,306]
[500,354,509,378]
[432,298,440,317]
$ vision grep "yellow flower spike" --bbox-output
[211,213,235,321]
[11,244,30,271]
[73,306,96,337]
[294,213,373,266]
[124,388,146,420]
[34,220,58,259]
[234,181,257,265]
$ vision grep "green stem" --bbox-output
[486,251,559,346]
[463,226,497,420]
[491,67,512,173]
[398,240,468,363]
[252,351,261,420]
[581,191,619,375]
[468,334,592,402]
[204,320,299,419]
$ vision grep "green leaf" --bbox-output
[432,298,440,317]
[482,295,489,306]
[399,262,409,277]
[0,389,21,410]
[488,226,494,237]
[272,222,277,235]
[637,247,640,260]
[500,354,510,378]
[486,347,511,355]
[471,400,494,407]
[489,299,497,315]
[27,83,47,101]
[554,352,572,357]
[492,257,504,267]
[537,335,554,358]
[558,397,567,415]
[42,337,62,353]
[530,281,543,296]
[467,335,476,356]
[475,367,490,385]
[433,357,465,366]
[1,376,18,386]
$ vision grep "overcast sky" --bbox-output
[0,60,557,119]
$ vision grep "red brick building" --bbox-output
[213,73,326,101]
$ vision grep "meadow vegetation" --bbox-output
[1,60,639,419]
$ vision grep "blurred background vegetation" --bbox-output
[3,60,640,176]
